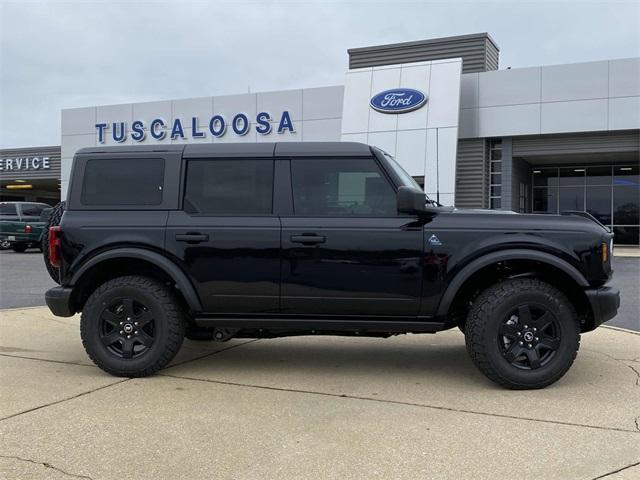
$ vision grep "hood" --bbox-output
[439,208,611,235]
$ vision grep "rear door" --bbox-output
[165,157,280,314]
[280,156,424,316]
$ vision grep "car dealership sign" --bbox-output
[0,156,51,172]
[370,88,428,114]
[95,111,295,143]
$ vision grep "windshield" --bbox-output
[380,151,438,205]
[382,152,421,189]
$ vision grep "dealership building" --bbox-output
[0,146,61,205]
[3,33,639,244]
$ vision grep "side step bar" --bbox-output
[193,317,445,333]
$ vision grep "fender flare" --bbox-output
[70,247,203,312]
[435,249,589,317]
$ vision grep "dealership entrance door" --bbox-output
[497,132,640,246]
[531,162,639,246]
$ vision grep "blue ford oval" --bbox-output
[370,88,428,114]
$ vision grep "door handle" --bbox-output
[175,233,209,244]
[290,234,326,245]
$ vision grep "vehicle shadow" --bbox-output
[177,335,487,387]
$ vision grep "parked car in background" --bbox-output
[0,201,50,252]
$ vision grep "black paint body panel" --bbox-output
[53,142,617,333]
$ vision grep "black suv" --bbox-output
[45,142,619,389]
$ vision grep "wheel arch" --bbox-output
[436,249,593,330]
[69,248,203,314]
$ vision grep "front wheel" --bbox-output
[465,278,580,389]
[80,275,186,377]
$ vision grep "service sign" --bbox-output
[0,156,51,172]
[370,88,428,114]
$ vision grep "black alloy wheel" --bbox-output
[498,304,560,370]
[100,298,156,359]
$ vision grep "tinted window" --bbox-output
[533,188,557,214]
[82,158,164,206]
[586,186,612,225]
[613,186,640,225]
[533,168,558,187]
[559,187,584,212]
[586,166,612,186]
[184,159,273,215]
[20,203,47,216]
[0,203,17,215]
[291,158,397,216]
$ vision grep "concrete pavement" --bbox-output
[0,307,638,479]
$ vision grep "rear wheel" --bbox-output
[80,275,186,377]
[465,278,580,389]
[11,244,27,253]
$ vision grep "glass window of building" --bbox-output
[531,163,639,245]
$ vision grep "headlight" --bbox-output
[610,238,614,258]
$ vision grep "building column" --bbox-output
[499,137,513,211]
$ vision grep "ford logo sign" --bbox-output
[370,88,428,114]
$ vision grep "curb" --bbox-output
[0,305,50,313]
[602,325,640,336]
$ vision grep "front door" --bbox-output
[165,158,280,314]
[280,157,424,316]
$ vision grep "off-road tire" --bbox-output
[81,275,186,377]
[465,278,580,390]
[42,201,65,283]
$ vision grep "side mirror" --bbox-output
[397,186,427,214]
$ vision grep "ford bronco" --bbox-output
[44,143,619,389]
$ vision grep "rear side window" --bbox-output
[184,159,273,215]
[81,158,164,206]
[0,203,17,216]
[291,158,397,216]
[20,203,47,217]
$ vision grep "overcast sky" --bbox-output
[1,0,638,148]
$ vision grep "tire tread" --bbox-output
[465,278,580,390]
[80,275,185,377]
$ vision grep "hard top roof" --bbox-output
[75,142,373,158]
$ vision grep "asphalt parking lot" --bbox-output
[0,250,57,309]
[0,248,638,331]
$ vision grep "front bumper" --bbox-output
[45,287,75,317]
[584,286,620,329]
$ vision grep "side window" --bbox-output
[0,203,17,215]
[82,158,164,206]
[20,203,47,217]
[184,159,273,215]
[291,158,397,216]
[0,203,18,220]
